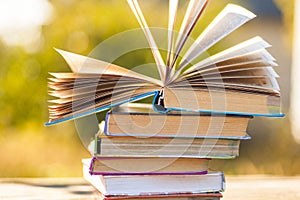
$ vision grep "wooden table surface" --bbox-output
[0,176,300,200]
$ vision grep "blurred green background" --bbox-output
[0,0,298,177]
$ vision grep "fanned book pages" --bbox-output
[46,0,284,126]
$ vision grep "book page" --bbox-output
[48,78,145,90]
[172,4,256,79]
[185,76,279,90]
[49,82,152,99]
[181,36,272,76]
[49,73,147,83]
[166,0,178,68]
[127,0,166,83]
[48,88,156,122]
[181,60,278,79]
[49,86,153,108]
[48,74,156,96]
[209,49,276,66]
[170,0,208,70]
[203,67,279,78]
[171,80,279,94]
[181,68,279,86]
[55,49,162,86]
[184,50,277,77]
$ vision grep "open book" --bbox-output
[46,0,284,126]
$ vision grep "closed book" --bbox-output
[93,136,243,159]
[100,193,221,200]
[87,157,209,175]
[82,159,225,196]
[105,103,251,139]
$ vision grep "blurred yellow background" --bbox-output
[0,0,298,177]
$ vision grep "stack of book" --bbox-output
[81,102,252,199]
[46,0,284,199]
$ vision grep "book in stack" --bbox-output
[46,0,284,199]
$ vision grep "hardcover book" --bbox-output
[46,0,284,126]
[100,194,222,200]
[87,157,209,176]
[92,135,243,159]
[105,103,251,139]
[82,159,225,196]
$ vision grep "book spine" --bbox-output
[94,137,101,155]
[89,156,97,175]
[221,172,226,192]
[90,170,208,176]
